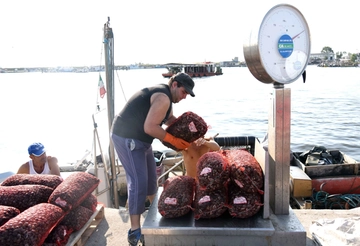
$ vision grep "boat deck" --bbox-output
[66,204,104,246]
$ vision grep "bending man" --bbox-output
[110,72,195,246]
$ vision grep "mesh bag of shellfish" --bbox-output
[48,172,99,212]
[0,184,54,212]
[163,111,208,151]
[60,205,94,231]
[80,193,98,212]
[1,174,63,189]
[43,224,74,246]
[197,151,230,191]
[193,184,228,220]
[0,203,65,246]
[228,182,263,219]
[158,176,196,218]
[223,149,264,194]
[0,205,20,227]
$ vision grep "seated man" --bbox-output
[182,135,220,179]
[17,142,60,176]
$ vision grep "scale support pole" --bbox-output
[268,85,291,215]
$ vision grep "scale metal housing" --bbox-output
[244,4,311,84]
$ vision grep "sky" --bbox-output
[1,0,358,67]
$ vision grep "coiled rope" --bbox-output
[313,190,360,209]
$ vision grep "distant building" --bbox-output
[310,52,334,61]
[220,57,241,67]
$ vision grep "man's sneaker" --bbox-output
[139,234,145,246]
[128,228,145,246]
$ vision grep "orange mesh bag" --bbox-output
[163,111,208,151]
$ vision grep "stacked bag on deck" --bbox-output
[194,152,230,219]
[157,111,264,220]
[157,149,264,220]
[158,176,196,218]
[0,172,100,246]
[224,149,264,218]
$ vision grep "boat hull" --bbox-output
[312,175,360,194]
[162,72,223,78]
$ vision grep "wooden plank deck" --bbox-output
[66,204,105,246]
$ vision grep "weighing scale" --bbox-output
[244,3,311,215]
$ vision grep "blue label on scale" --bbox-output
[278,34,293,58]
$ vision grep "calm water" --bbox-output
[0,66,359,174]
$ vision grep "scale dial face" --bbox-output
[244,4,311,84]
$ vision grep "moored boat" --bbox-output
[162,62,223,78]
[312,176,360,195]
[290,147,360,212]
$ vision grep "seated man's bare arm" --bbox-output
[48,156,61,176]
[17,163,30,174]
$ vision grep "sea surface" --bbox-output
[0,66,359,174]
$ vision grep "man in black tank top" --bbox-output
[110,72,195,246]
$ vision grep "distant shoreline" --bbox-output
[0,63,242,73]
[1,62,358,74]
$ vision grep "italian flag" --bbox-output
[98,75,106,98]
